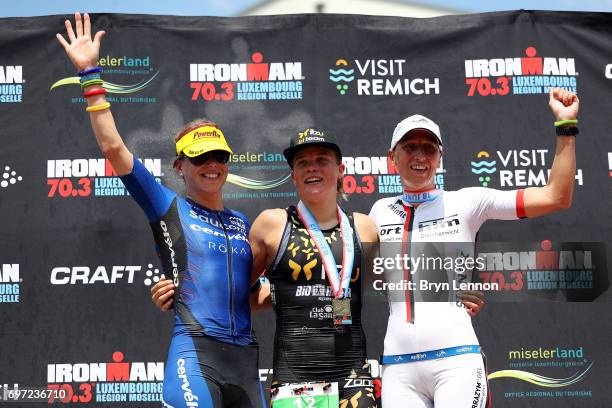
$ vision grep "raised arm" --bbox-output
[56,12,133,175]
[523,88,579,218]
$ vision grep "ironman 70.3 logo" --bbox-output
[464,46,577,97]
[190,52,304,102]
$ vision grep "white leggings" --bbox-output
[381,353,488,408]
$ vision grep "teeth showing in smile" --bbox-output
[203,173,220,179]
[305,176,323,184]
[411,165,427,172]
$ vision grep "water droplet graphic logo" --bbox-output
[329,58,354,95]
[471,151,496,187]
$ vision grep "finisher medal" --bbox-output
[332,297,352,325]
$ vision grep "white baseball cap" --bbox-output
[390,114,443,151]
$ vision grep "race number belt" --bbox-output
[271,382,339,408]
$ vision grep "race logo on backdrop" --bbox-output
[0,264,20,303]
[0,65,24,103]
[46,158,162,198]
[47,351,163,404]
[190,52,303,102]
[329,57,440,96]
[343,155,445,194]
[464,46,577,96]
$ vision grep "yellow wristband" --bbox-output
[86,102,111,113]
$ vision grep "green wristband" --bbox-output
[554,119,578,127]
[80,79,104,89]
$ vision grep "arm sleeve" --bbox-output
[465,187,526,223]
[120,157,176,223]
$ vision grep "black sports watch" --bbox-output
[556,126,579,136]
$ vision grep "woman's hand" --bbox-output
[56,12,105,72]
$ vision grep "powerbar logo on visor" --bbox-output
[193,130,221,139]
[464,46,578,96]
[190,52,303,102]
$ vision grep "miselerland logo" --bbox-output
[50,263,161,286]
[465,46,577,96]
[0,65,24,103]
[190,52,303,102]
[46,158,162,198]
[342,156,445,195]
[470,149,583,187]
[329,58,440,96]
[1,165,23,190]
[0,264,21,303]
[223,151,296,201]
[47,351,163,404]
[489,344,593,400]
[51,54,158,104]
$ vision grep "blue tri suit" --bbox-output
[121,157,266,408]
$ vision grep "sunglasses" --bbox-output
[181,150,230,166]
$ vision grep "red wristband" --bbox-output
[83,88,107,98]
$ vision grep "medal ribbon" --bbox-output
[296,201,354,298]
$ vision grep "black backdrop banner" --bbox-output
[1,10,611,407]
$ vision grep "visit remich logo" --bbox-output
[464,46,577,96]
[46,158,162,198]
[190,52,303,102]
[0,65,24,103]
[470,149,583,187]
[329,57,440,96]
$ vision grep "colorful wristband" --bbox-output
[83,88,107,98]
[78,67,103,76]
[80,79,104,88]
[554,119,578,127]
[79,73,101,83]
[86,102,111,112]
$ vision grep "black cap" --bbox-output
[283,128,342,166]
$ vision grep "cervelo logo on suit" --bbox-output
[341,155,445,195]
[190,52,303,102]
[0,264,20,303]
[464,46,578,96]
[46,158,162,198]
[0,65,24,103]
[50,263,162,286]
[329,58,440,96]
[47,351,163,404]
[470,149,583,188]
